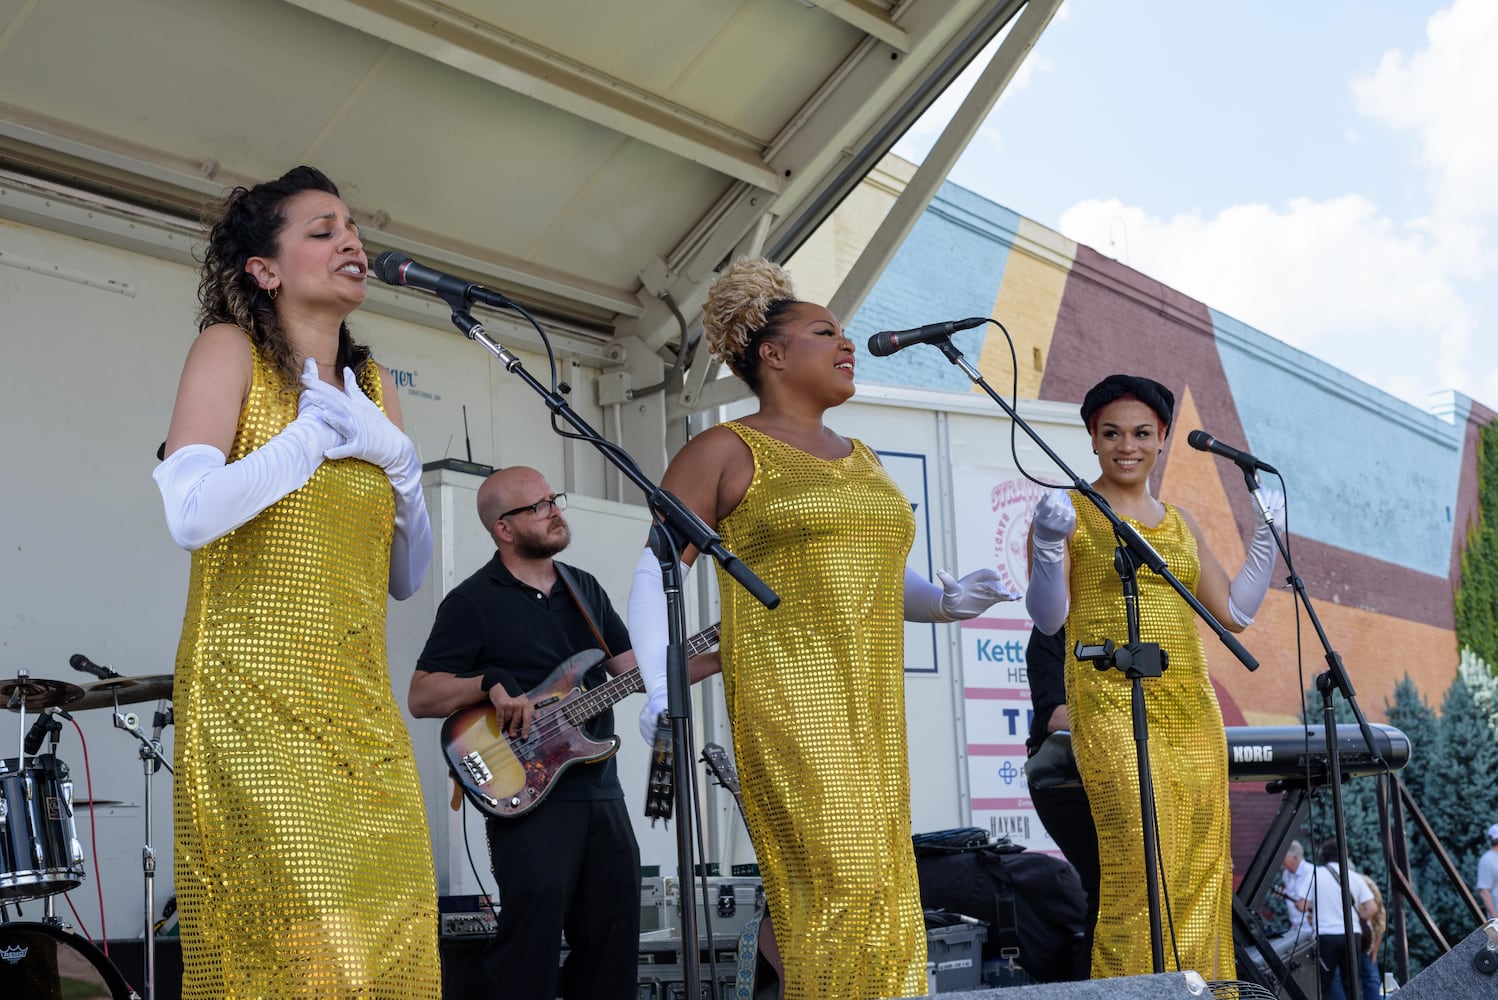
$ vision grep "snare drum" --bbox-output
[0,921,133,999]
[0,755,86,901]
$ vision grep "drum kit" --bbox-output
[1,658,175,1000]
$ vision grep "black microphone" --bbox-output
[371,251,514,309]
[866,317,988,358]
[1187,429,1279,475]
[24,706,70,755]
[70,653,121,680]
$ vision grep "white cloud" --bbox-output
[1048,1,1498,410]
[1352,0,1498,225]
[1056,196,1483,408]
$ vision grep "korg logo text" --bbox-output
[1232,744,1273,763]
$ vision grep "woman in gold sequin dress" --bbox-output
[1024,374,1282,980]
[626,258,1015,1000]
[152,167,440,998]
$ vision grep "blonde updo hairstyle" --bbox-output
[702,257,800,395]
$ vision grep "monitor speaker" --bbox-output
[903,970,1218,998]
[1395,919,1498,1000]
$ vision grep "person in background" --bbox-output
[628,257,1018,1000]
[408,466,717,1000]
[1478,822,1498,920]
[1273,840,1315,955]
[153,165,438,998]
[1024,624,1099,975]
[1301,840,1379,1000]
[1025,373,1284,979]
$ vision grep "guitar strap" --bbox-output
[554,561,614,658]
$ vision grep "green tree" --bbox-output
[1424,677,1498,943]
[1455,420,1498,671]
[1383,677,1444,969]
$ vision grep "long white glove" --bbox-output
[903,567,1018,623]
[1227,487,1285,627]
[153,359,345,550]
[629,547,674,745]
[1025,490,1075,635]
[322,367,432,599]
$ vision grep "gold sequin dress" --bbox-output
[171,342,439,998]
[714,422,927,1000]
[1064,492,1233,979]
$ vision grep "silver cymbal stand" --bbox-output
[114,699,173,1000]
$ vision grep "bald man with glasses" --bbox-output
[409,466,717,1000]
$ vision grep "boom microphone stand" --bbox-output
[1231,462,1384,996]
[374,253,778,997]
[905,329,1258,973]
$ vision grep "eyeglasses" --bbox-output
[498,492,568,520]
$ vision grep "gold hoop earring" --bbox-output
[268,285,279,301]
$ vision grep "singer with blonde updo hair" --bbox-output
[627,258,1017,999]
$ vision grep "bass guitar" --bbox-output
[443,623,720,819]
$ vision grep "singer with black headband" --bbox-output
[152,166,438,997]
[1024,373,1283,979]
[625,257,1019,1000]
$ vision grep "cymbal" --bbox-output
[1,676,85,711]
[72,674,174,711]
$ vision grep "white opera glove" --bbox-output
[629,547,675,744]
[1025,490,1075,636]
[323,367,421,487]
[321,367,431,599]
[1227,487,1285,627]
[153,360,346,550]
[903,567,1019,623]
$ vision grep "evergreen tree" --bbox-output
[1459,648,1498,724]
[1382,677,1444,969]
[1426,677,1498,941]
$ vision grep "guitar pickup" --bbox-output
[460,751,493,787]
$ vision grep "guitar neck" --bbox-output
[564,623,720,724]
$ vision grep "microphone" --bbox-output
[1187,429,1279,475]
[371,251,515,310]
[70,653,121,679]
[866,317,988,358]
[24,706,71,755]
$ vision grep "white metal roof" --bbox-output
[0,0,1053,365]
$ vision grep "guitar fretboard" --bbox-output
[561,623,720,728]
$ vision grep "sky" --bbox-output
[891,0,1498,413]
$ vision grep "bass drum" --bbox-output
[0,921,134,999]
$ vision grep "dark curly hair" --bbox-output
[196,165,371,385]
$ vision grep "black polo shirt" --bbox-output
[416,552,632,800]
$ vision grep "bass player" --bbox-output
[408,465,718,1000]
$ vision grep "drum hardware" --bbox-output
[0,672,86,714]
[110,700,172,1000]
[72,676,174,714]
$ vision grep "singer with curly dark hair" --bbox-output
[152,165,438,998]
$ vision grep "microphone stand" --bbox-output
[923,333,1257,973]
[434,292,778,997]
[1235,464,1383,996]
[113,702,173,1000]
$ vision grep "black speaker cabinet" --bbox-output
[901,970,1213,998]
[1396,919,1498,1000]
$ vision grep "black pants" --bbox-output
[483,798,641,1000]
[1031,781,1100,977]
[1317,934,1360,998]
